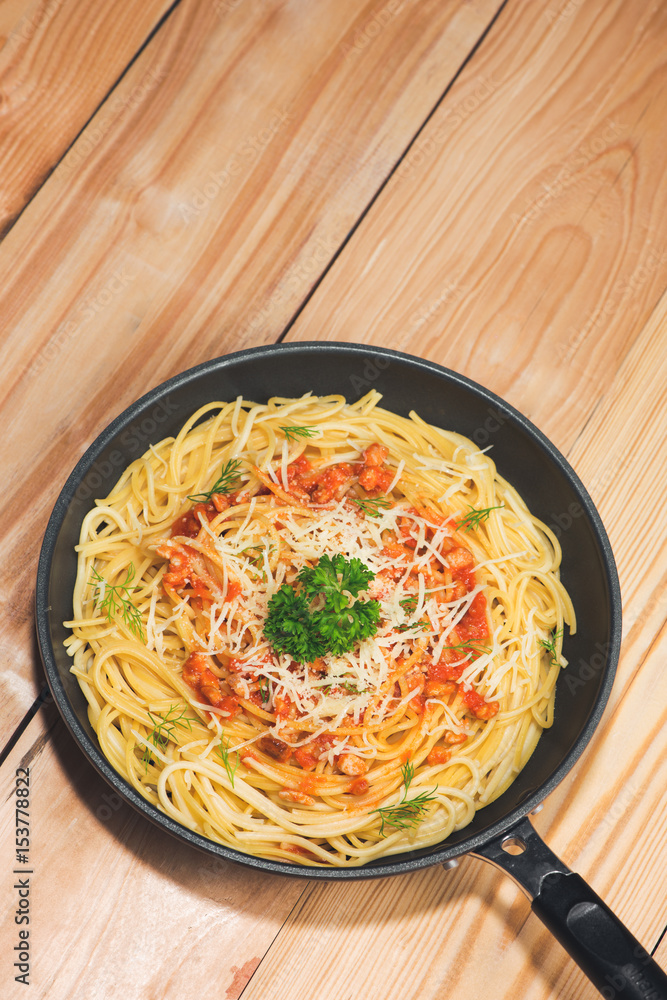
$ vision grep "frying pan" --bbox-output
[36,343,667,998]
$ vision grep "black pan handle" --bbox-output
[471,815,667,999]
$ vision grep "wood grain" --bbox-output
[0,0,503,737]
[0,0,177,234]
[286,0,667,454]
[1,0,666,996]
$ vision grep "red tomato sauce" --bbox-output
[182,652,239,715]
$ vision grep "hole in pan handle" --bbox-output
[471,816,667,999]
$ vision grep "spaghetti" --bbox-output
[65,391,574,867]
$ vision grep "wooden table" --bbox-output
[2,1,666,997]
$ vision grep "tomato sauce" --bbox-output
[457,591,489,643]
[461,686,499,720]
[182,652,240,715]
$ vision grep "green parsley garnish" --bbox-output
[280,424,317,443]
[141,705,194,771]
[91,562,144,639]
[539,628,564,666]
[263,554,381,662]
[372,763,438,837]
[455,504,504,532]
[258,677,271,703]
[263,587,323,662]
[215,736,240,787]
[350,496,392,518]
[187,458,242,502]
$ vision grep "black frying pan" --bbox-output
[36,343,667,998]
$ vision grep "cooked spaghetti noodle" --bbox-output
[65,391,574,867]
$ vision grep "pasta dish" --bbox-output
[65,391,574,866]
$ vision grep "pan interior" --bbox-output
[37,343,620,878]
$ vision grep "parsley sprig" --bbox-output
[91,563,144,639]
[187,458,242,502]
[373,763,438,837]
[263,554,381,662]
[280,424,317,443]
[350,496,392,518]
[455,504,504,532]
[141,705,194,771]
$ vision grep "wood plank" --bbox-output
[567,294,667,666]
[0,702,307,1000]
[0,0,177,235]
[0,0,504,734]
[286,0,667,455]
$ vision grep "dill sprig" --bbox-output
[373,762,438,837]
[397,596,429,632]
[350,496,392,518]
[455,504,504,532]
[258,676,271,704]
[280,424,317,443]
[539,628,564,666]
[91,563,144,639]
[442,641,492,658]
[141,705,194,771]
[215,736,240,787]
[187,458,242,502]
[396,620,429,633]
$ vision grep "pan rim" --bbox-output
[35,342,622,879]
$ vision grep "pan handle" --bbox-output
[471,815,667,999]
